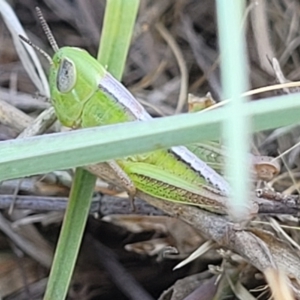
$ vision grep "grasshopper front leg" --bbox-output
[86,161,136,205]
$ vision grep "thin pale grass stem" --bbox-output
[199,81,300,113]
[155,22,188,114]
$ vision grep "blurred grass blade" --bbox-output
[43,169,96,300]
[216,0,251,219]
[44,1,140,299]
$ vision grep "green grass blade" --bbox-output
[1,93,300,182]
[97,0,139,80]
[43,1,140,299]
[43,169,96,300]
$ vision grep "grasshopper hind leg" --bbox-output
[86,160,137,210]
[107,161,137,210]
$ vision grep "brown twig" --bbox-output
[0,194,165,216]
[1,190,300,217]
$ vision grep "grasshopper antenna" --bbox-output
[19,35,53,65]
[35,7,59,52]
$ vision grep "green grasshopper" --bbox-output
[19,9,259,216]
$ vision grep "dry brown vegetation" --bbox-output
[1,0,300,299]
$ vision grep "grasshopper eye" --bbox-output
[57,58,76,93]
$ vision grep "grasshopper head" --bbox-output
[20,8,107,128]
[49,47,106,128]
